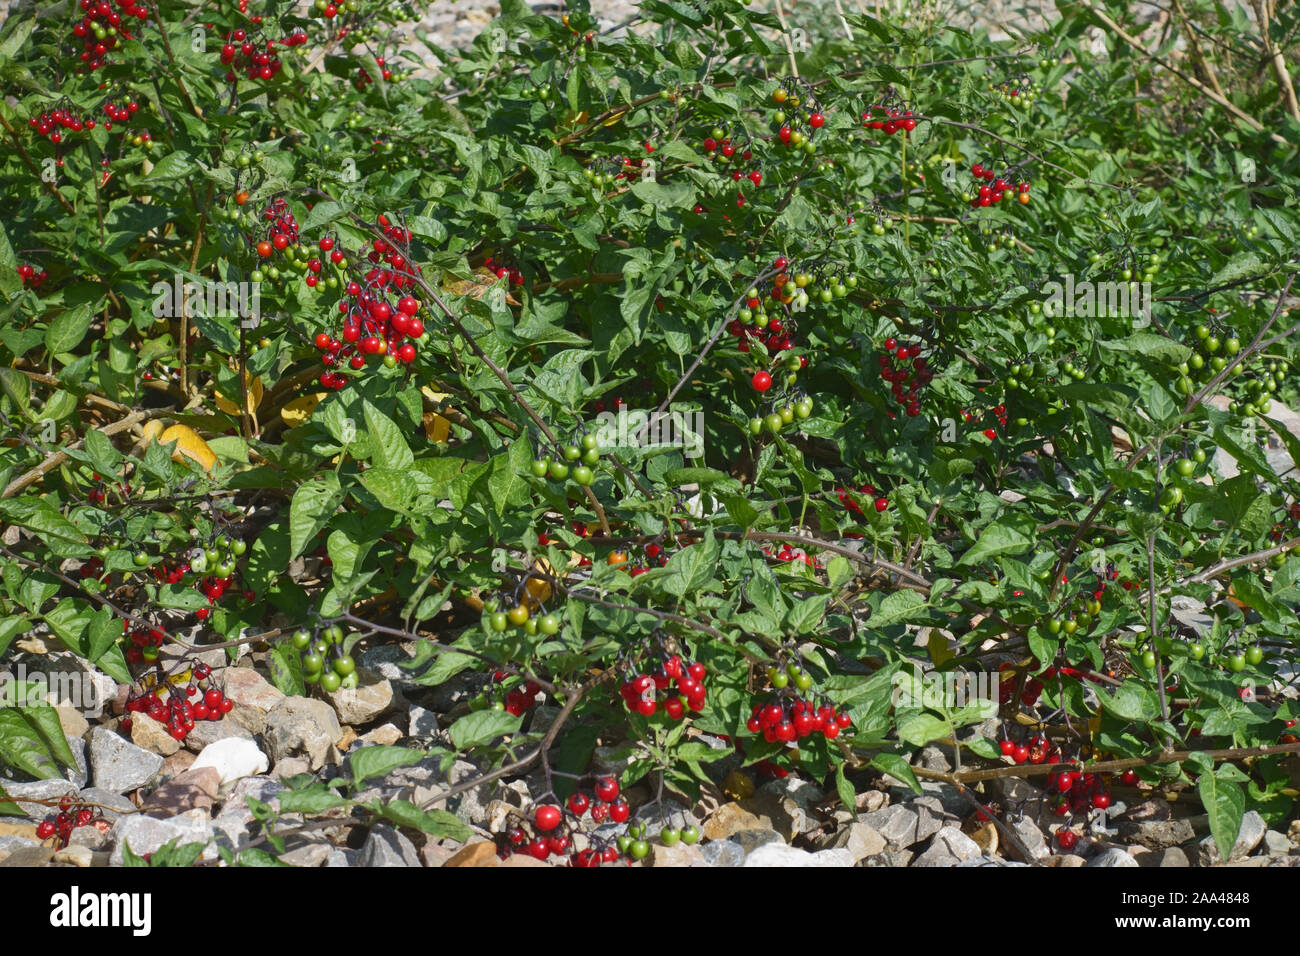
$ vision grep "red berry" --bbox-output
[752,370,772,392]
[534,804,562,831]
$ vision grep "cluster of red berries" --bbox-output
[198,573,243,605]
[17,264,49,289]
[619,654,708,720]
[121,662,233,740]
[878,337,933,417]
[482,255,525,287]
[967,163,1030,207]
[490,672,543,717]
[100,96,140,130]
[28,107,88,144]
[71,0,149,71]
[761,542,823,569]
[836,482,890,515]
[363,215,422,290]
[1269,502,1300,540]
[122,622,165,664]
[506,778,632,866]
[861,104,917,135]
[747,694,853,742]
[314,285,423,388]
[252,196,300,260]
[622,540,673,577]
[35,798,105,847]
[216,27,304,83]
[354,54,400,90]
[1047,767,1115,818]
[959,397,1009,441]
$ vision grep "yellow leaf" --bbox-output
[927,631,954,667]
[423,410,451,443]
[601,109,628,127]
[281,392,327,428]
[145,423,218,471]
[214,372,263,416]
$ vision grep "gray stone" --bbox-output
[861,804,920,850]
[130,712,182,757]
[190,737,270,786]
[758,775,825,812]
[325,847,358,867]
[356,723,404,748]
[88,728,164,793]
[913,826,983,866]
[955,855,1029,867]
[862,849,910,867]
[988,774,1041,804]
[325,667,401,726]
[888,781,969,817]
[64,733,88,787]
[271,756,314,782]
[358,824,422,867]
[1158,847,1190,867]
[820,822,888,861]
[1087,847,1140,868]
[408,705,441,740]
[528,705,562,737]
[211,778,287,853]
[184,716,254,752]
[699,838,744,867]
[743,844,854,867]
[1263,830,1293,856]
[1009,815,1050,861]
[143,768,221,816]
[731,828,784,857]
[1118,818,1196,850]
[912,796,957,843]
[0,845,53,866]
[221,666,286,729]
[0,834,40,855]
[263,697,342,770]
[110,809,214,866]
[67,823,109,850]
[75,787,137,822]
[277,840,332,867]
[2,778,79,817]
[1197,811,1267,864]
[913,745,953,773]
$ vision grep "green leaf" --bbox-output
[871,590,928,628]
[834,761,857,817]
[662,530,720,597]
[45,303,93,354]
[956,518,1033,566]
[895,711,950,748]
[870,753,922,794]
[288,472,344,560]
[277,784,350,814]
[377,799,472,842]
[449,709,522,750]
[1198,771,1245,862]
[1099,683,1160,722]
[268,643,306,697]
[349,745,425,785]
[362,400,414,470]
[0,784,22,817]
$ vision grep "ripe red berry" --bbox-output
[752,370,773,392]
[594,776,620,802]
[1056,829,1078,851]
[534,804,562,831]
